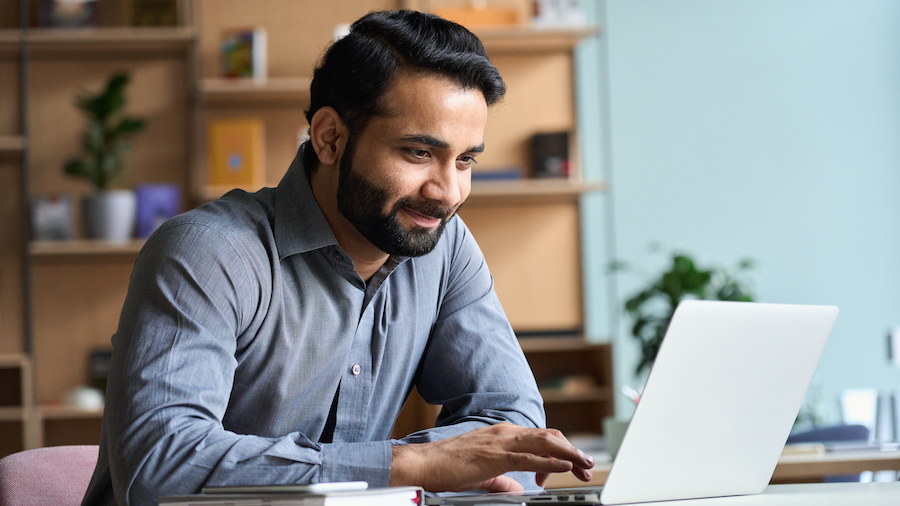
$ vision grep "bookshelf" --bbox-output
[1,0,613,455]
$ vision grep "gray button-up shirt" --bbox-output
[82,152,545,506]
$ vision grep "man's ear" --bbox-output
[309,107,348,167]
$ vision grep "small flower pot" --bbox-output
[82,190,136,240]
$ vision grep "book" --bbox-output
[135,183,182,238]
[158,486,424,506]
[207,118,265,188]
[221,28,268,80]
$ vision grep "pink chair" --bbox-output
[0,446,98,506]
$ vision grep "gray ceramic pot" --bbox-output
[82,190,136,240]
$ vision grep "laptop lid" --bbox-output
[600,300,838,504]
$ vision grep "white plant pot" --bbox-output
[82,190,136,240]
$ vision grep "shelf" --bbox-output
[30,239,145,257]
[0,407,26,422]
[0,135,26,153]
[200,179,604,205]
[519,336,596,353]
[201,77,312,102]
[20,27,196,56]
[0,354,29,368]
[467,178,606,204]
[539,387,611,404]
[37,404,103,420]
[476,25,601,54]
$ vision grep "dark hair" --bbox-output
[302,9,506,173]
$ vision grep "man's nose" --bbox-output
[422,160,462,207]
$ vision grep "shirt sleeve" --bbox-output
[99,219,392,506]
[397,217,547,491]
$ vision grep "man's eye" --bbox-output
[410,149,429,158]
[459,156,478,165]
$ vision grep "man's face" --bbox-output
[336,73,488,257]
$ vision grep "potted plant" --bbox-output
[64,72,146,240]
[613,248,757,375]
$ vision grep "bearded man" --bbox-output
[81,10,593,506]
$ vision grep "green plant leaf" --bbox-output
[114,117,146,135]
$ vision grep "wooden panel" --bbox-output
[196,0,396,79]
[0,420,24,458]
[32,256,136,403]
[480,53,576,174]
[28,56,189,235]
[0,159,24,355]
[43,417,102,447]
[0,0,18,30]
[0,59,19,135]
[458,202,582,331]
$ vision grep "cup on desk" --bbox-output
[603,417,631,460]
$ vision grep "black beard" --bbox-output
[336,142,459,257]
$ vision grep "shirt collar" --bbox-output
[273,148,340,260]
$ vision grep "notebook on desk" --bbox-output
[429,300,839,505]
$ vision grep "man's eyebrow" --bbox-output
[400,135,485,153]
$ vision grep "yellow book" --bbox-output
[207,118,265,187]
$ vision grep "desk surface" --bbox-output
[616,482,900,505]
[545,448,900,489]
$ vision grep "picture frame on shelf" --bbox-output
[30,194,75,241]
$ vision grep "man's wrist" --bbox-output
[389,443,422,487]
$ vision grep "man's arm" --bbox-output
[386,218,594,492]
[99,218,392,506]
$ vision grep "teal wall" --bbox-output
[579,0,900,420]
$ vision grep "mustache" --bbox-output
[392,196,458,220]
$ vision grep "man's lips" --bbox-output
[403,207,443,228]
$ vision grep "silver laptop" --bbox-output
[430,300,839,505]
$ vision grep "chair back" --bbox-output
[0,446,99,506]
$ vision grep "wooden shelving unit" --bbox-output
[1,0,197,453]
[2,0,613,454]
[520,340,613,434]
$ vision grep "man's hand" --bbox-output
[389,423,594,493]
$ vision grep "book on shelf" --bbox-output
[207,118,265,188]
[135,183,182,239]
[221,27,268,80]
[157,485,424,506]
[471,167,524,181]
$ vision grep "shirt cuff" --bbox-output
[320,440,392,487]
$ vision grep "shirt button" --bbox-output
[351,364,361,376]
[333,251,343,262]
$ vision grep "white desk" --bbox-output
[546,448,900,488]
[627,482,900,505]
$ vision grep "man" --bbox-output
[82,10,593,506]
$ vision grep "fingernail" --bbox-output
[580,450,594,466]
[585,469,593,480]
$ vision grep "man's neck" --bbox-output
[309,167,389,282]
